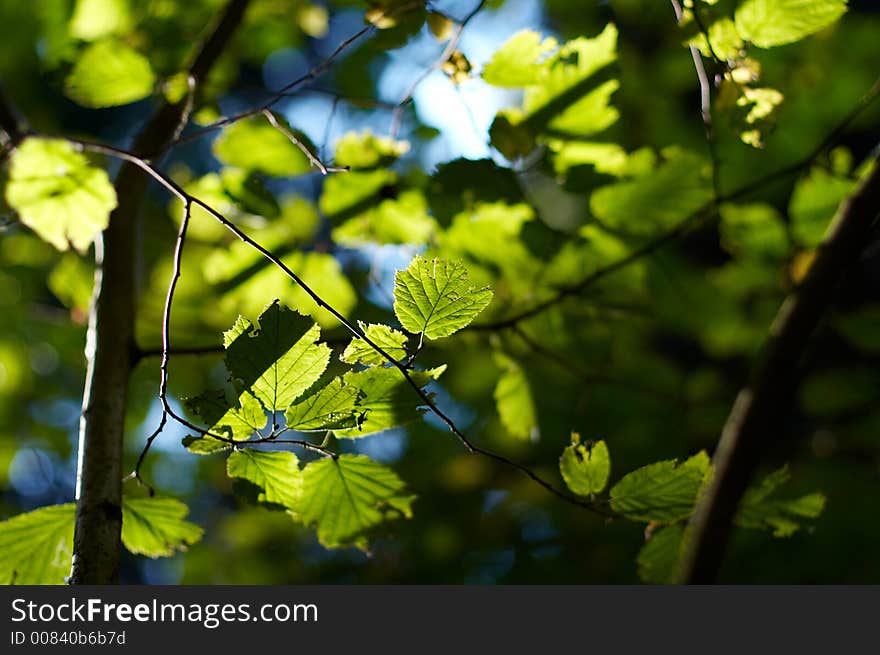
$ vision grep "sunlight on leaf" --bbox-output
[121,497,203,558]
[559,435,610,495]
[5,137,117,252]
[227,450,303,509]
[0,504,74,584]
[64,39,155,107]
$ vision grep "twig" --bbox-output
[261,109,348,175]
[390,0,487,137]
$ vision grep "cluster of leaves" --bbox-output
[557,434,824,583]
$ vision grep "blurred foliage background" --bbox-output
[1,0,879,583]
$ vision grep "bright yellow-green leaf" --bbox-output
[121,497,203,558]
[296,454,415,548]
[227,450,303,509]
[183,389,266,454]
[285,377,365,431]
[482,30,558,88]
[493,352,538,441]
[213,117,312,177]
[334,130,409,169]
[5,137,117,252]
[735,0,847,48]
[332,189,436,246]
[560,435,610,495]
[0,504,74,584]
[65,39,155,107]
[610,451,712,522]
[393,256,494,339]
[334,367,431,438]
[341,322,409,366]
[224,302,330,410]
[69,0,132,40]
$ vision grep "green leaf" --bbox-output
[341,322,409,366]
[610,451,712,522]
[334,367,430,438]
[834,305,880,355]
[319,169,396,218]
[64,39,155,107]
[393,256,494,339]
[227,450,303,509]
[789,168,853,247]
[560,435,610,495]
[334,129,409,169]
[482,30,558,88]
[735,0,847,48]
[5,137,117,252]
[184,389,267,454]
[69,0,132,41]
[637,525,684,584]
[121,497,203,558]
[224,302,330,411]
[719,203,789,260]
[493,352,538,441]
[332,189,436,247]
[285,377,365,431]
[0,504,74,584]
[296,454,415,548]
[591,149,712,236]
[736,467,826,536]
[213,117,312,177]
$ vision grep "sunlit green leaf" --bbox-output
[285,377,365,432]
[334,367,431,438]
[5,137,117,252]
[227,450,303,509]
[719,203,789,260]
[341,322,409,366]
[334,130,409,169]
[296,454,415,548]
[213,117,312,177]
[482,30,558,88]
[610,451,712,522]
[224,302,330,410]
[0,504,74,584]
[65,39,155,107]
[69,0,132,41]
[560,435,610,495]
[121,497,203,558]
[393,256,493,339]
[735,0,847,48]
[184,389,266,454]
[493,352,538,441]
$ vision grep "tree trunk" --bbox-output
[69,0,251,584]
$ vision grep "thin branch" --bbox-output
[390,0,487,137]
[678,155,880,584]
[261,109,348,174]
[670,0,722,198]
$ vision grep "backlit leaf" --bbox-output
[393,256,493,339]
[64,39,155,107]
[121,497,203,558]
[341,322,409,366]
[296,454,415,548]
[560,435,610,495]
[610,451,712,522]
[735,0,847,48]
[0,504,74,584]
[285,377,365,431]
[227,450,303,509]
[5,137,117,252]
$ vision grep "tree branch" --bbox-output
[677,156,880,584]
[69,0,252,585]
